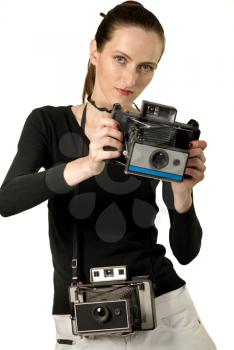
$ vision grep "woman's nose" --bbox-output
[123,67,138,88]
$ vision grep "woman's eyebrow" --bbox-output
[113,50,157,67]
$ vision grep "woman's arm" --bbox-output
[162,181,202,265]
[162,140,207,264]
[0,109,76,217]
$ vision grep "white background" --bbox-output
[0,0,233,349]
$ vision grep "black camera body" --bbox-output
[112,100,200,182]
[69,266,156,337]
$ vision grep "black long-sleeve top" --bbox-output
[0,105,202,314]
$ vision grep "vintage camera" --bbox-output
[69,266,156,337]
[112,100,200,182]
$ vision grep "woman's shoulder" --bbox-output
[20,104,84,139]
[32,104,71,117]
[39,103,84,117]
[27,103,83,126]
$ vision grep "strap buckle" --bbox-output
[72,259,78,269]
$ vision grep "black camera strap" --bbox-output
[71,222,80,283]
[71,104,88,284]
[71,101,141,284]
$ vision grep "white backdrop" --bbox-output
[0,0,233,349]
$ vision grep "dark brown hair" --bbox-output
[82,1,165,102]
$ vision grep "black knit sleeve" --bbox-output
[0,108,76,217]
[162,181,203,265]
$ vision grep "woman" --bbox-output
[0,1,216,349]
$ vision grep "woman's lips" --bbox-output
[116,88,133,96]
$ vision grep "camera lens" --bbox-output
[150,150,169,169]
[173,159,180,166]
[92,305,110,323]
[104,268,114,278]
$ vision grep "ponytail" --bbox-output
[82,60,96,103]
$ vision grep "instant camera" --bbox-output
[69,265,156,337]
[112,100,200,182]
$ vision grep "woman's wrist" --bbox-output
[173,188,193,213]
[63,156,96,187]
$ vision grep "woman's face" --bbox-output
[90,26,164,109]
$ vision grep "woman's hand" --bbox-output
[86,114,123,176]
[63,113,123,187]
[171,140,207,213]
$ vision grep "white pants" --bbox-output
[54,286,217,350]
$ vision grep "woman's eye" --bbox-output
[139,64,154,73]
[114,55,126,64]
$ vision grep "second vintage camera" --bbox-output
[111,100,200,182]
[69,265,156,337]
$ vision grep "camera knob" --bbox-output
[123,150,128,158]
[188,119,199,128]
[114,308,121,316]
[113,103,122,110]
